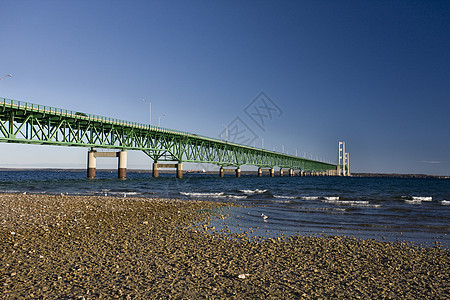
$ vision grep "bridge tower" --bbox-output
[338,141,350,176]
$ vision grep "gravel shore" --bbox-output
[1,194,448,299]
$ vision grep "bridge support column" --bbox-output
[118,151,127,179]
[87,150,96,179]
[270,168,275,177]
[280,169,284,177]
[219,167,224,177]
[176,163,183,179]
[289,169,294,177]
[258,168,262,177]
[236,168,241,178]
[153,163,159,178]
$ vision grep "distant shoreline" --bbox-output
[0,168,448,179]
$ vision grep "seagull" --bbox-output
[261,213,268,220]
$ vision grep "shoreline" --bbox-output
[1,194,448,298]
[2,190,448,249]
[0,168,449,179]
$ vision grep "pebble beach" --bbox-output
[1,194,448,299]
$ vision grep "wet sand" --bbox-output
[1,194,448,299]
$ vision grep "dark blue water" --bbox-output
[1,170,449,247]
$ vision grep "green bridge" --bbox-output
[0,97,338,178]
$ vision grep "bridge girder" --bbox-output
[0,98,337,172]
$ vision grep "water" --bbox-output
[1,170,449,247]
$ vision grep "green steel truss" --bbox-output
[0,98,336,172]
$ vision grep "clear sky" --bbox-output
[0,0,449,175]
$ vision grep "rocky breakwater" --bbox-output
[1,194,449,299]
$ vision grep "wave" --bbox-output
[405,199,423,205]
[412,196,432,201]
[273,200,293,204]
[323,199,368,205]
[273,195,341,201]
[108,191,141,196]
[273,195,297,199]
[300,206,347,212]
[440,200,450,206]
[301,196,320,200]
[402,196,432,201]
[226,195,249,199]
[403,196,432,205]
[1,190,21,194]
[180,192,224,197]
[180,192,247,199]
[322,199,381,208]
[240,189,267,194]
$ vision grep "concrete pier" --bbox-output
[289,169,294,177]
[236,168,241,178]
[87,150,127,179]
[270,168,275,177]
[153,163,182,178]
[87,150,96,179]
[258,168,262,177]
[153,162,159,178]
[176,163,183,179]
[118,151,127,179]
[280,169,284,177]
[219,167,224,177]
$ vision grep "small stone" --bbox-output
[238,273,249,279]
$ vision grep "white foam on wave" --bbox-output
[307,207,346,212]
[402,196,433,201]
[301,196,320,200]
[180,192,247,199]
[412,196,432,201]
[405,199,423,205]
[322,199,380,208]
[240,189,267,194]
[353,203,382,208]
[273,195,297,199]
[323,199,368,205]
[323,196,339,201]
[440,200,450,205]
[226,195,248,199]
[180,192,224,197]
[126,192,140,195]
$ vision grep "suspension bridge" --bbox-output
[0,97,340,179]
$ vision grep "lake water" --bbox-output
[1,170,449,248]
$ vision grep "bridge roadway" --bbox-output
[0,97,338,178]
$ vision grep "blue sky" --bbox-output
[0,0,449,175]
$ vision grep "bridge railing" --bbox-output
[1,97,334,166]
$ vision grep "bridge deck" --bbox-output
[0,97,337,172]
